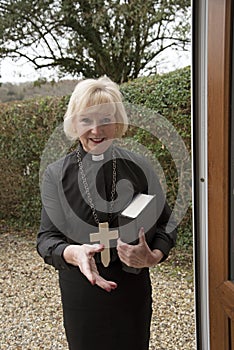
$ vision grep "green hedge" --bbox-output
[0,96,69,226]
[0,67,192,250]
[121,66,192,249]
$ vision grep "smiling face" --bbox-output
[74,103,117,154]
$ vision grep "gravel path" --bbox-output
[0,228,195,350]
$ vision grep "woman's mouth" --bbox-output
[89,138,105,144]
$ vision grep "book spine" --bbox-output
[118,216,142,274]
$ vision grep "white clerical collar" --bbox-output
[92,154,104,161]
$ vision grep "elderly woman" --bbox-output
[37,76,177,350]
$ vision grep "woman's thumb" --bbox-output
[138,227,146,243]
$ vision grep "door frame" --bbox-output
[207,0,232,348]
[192,0,233,348]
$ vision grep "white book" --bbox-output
[121,193,155,218]
[118,193,157,245]
[118,193,157,274]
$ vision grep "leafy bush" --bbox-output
[0,96,69,227]
[121,66,192,251]
[0,67,191,250]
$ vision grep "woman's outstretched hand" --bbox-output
[63,244,117,292]
[117,227,164,269]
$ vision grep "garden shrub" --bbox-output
[121,66,192,250]
[0,96,69,227]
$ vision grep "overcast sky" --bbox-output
[0,48,191,84]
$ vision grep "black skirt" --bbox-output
[59,260,152,350]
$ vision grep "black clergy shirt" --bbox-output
[37,143,177,270]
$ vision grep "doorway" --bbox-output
[193,0,234,348]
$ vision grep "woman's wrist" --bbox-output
[63,245,79,265]
[149,249,164,266]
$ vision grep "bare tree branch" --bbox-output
[0,0,191,82]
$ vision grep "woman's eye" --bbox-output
[81,118,92,124]
[102,117,112,124]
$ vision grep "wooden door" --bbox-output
[207,0,233,348]
[193,0,234,348]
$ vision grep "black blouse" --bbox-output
[37,144,177,270]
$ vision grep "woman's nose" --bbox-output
[90,124,101,134]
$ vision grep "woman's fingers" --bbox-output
[64,243,118,292]
[138,227,146,243]
[117,227,154,268]
[87,243,105,255]
[89,257,117,292]
[95,274,118,292]
[79,258,97,285]
[82,246,118,292]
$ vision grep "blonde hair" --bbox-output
[63,76,128,140]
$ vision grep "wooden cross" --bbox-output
[89,222,119,267]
